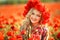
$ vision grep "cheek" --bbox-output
[30,15,33,20]
[36,17,40,21]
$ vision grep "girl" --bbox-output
[20,0,50,40]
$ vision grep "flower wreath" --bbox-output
[23,0,50,24]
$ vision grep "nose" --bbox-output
[33,15,36,19]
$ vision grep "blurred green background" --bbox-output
[0,0,60,5]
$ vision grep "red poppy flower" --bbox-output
[16,35,23,40]
[5,21,9,25]
[17,38,23,40]
[57,32,60,38]
[0,30,4,34]
[29,34,41,40]
[49,37,54,40]
[10,16,14,19]
[7,31,14,36]
[29,0,40,2]
[10,22,15,25]
[33,36,40,40]
[13,18,17,22]
[0,25,5,28]
[0,25,3,28]
[8,36,17,40]
[16,35,22,38]
[48,21,53,26]
[53,24,58,31]
[54,28,58,32]
[17,12,21,16]
[53,17,57,23]
[0,32,4,40]
[0,21,2,25]
[28,38,33,40]
[21,30,26,35]
[54,23,58,28]
[11,25,18,31]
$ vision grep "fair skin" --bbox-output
[29,9,41,27]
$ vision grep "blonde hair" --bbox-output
[20,8,34,30]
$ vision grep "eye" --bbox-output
[37,15,41,17]
[32,13,34,15]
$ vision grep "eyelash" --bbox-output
[32,13,34,15]
[32,13,41,17]
[37,15,41,17]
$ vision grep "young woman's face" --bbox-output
[30,9,41,23]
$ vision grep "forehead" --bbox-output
[32,9,41,15]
